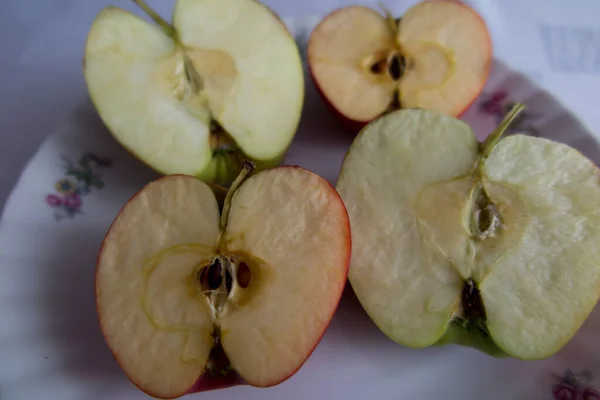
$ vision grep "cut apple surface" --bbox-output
[96,164,350,399]
[308,0,491,127]
[84,0,304,185]
[336,105,600,359]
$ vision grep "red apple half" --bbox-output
[95,163,351,399]
[307,0,492,131]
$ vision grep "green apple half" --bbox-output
[96,163,351,399]
[336,105,600,359]
[84,0,304,185]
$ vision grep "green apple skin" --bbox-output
[434,321,508,358]
[197,153,285,187]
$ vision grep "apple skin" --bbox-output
[307,0,493,135]
[95,167,351,397]
[305,5,373,135]
[308,67,371,134]
[433,321,508,358]
[439,0,493,119]
[186,372,245,394]
[133,372,243,400]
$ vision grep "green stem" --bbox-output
[219,161,255,231]
[132,0,175,37]
[473,102,526,175]
[480,102,526,158]
[132,1,204,94]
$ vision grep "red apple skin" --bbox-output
[95,167,351,398]
[307,0,493,135]
[440,0,493,119]
[187,371,245,394]
[306,5,374,135]
[307,65,372,134]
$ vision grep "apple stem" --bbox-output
[132,1,206,97]
[219,161,256,231]
[480,103,526,159]
[132,0,175,37]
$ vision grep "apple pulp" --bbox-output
[96,164,351,399]
[336,105,600,359]
[84,0,304,185]
[308,0,491,130]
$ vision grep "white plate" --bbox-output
[2,16,600,400]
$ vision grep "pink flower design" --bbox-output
[46,194,63,208]
[46,152,111,220]
[551,370,600,400]
[553,383,577,400]
[481,91,508,115]
[63,193,82,209]
[583,388,600,400]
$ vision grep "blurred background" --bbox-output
[0,0,598,213]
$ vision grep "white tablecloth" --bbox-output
[1,0,599,215]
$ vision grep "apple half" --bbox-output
[308,0,491,130]
[84,0,304,185]
[336,105,600,359]
[96,163,351,399]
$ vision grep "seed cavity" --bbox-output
[200,258,224,290]
[470,184,502,240]
[237,262,252,288]
[369,52,406,81]
[225,260,233,293]
[370,58,387,75]
[388,53,405,81]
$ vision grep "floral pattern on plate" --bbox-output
[478,90,543,137]
[550,369,600,400]
[45,152,111,220]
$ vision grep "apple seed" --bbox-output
[388,53,405,81]
[369,59,388,75]
[199,258,222,290]
[237,262,252,288]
